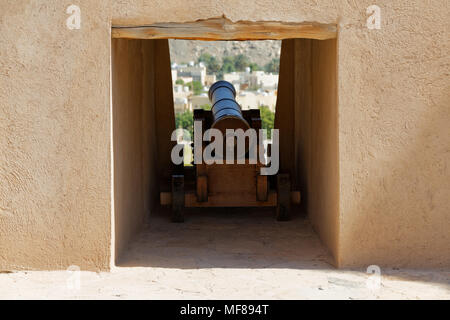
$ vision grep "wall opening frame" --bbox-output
[111,17,339,265]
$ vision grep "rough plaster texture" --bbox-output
[275,38,339,262]
[112,39,159,262]
[0,1,449,270]
[0,1,112,271]
[299,38,339,261]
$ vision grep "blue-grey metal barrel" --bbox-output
[208,81,250,134]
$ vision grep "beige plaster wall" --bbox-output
[0,0,448,270]
[335,2,450,268]
[278,38,339,262]
[0,1,112,271]
[309,39,339,261]
[112,39,158,263]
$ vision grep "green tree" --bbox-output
[175,78,184,85]
[198,104,212,111]
[186,81,204,95]
[249,62,261,72]
[264,58,280,73]
[234,54,250,71]
[259,105,275,139]
[175,110,194,137]
[221,56,236,73]
[198,53,213,64]
[207,58,221,74]
[198,53,220,74]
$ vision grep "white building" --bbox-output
[236,90,277,112]
[171,69,177,84]
[252,71,279,90]
[205,74,216,86]
[223,72,241,85]
[174,97,190,113]
[223,70,279,91]
[177,76,193,85]
[173,84,192,113]
[175,65,207,85]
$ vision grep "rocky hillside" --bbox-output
[169,39,281,67]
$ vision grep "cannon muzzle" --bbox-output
[208,81,250,134]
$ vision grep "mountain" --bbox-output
[169,39,281,67]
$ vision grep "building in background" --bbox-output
[236,90,277,112]
[172,62,279,113]
[205,74,216,86]
[173,64,206,85]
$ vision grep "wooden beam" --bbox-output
[160,191,301,206]
[185,191,277,207]
[112,17,336,41]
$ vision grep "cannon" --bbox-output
[164,81,299,222]
[209,80,250,134]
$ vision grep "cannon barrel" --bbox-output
[208,81,250,134]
